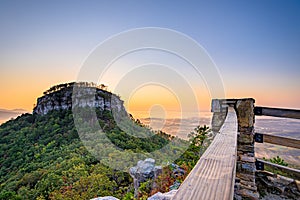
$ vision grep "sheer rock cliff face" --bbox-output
[33,83,125,115]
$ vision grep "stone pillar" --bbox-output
[234,98,259,199]
[211,99,228,132]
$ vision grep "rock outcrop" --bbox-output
[147,189,178,200]
[256,171,300,199]
[170,163,185,178]
[130,158,162,198]
[33,82,124,115]
[90,197,119,200]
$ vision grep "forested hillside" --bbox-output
[0,83,208,200]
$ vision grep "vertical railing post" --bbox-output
[234,98,259,199]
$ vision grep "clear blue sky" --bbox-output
[0,0,299,111]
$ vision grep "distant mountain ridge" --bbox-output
[0,108,29,124]
[0,108,28,113]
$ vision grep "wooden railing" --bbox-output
[172,99,300,200]
[173,106,238,200]
[254,106,300,180]
[254,106,300,119]
[254,133,300,149]
[255,158,300,180]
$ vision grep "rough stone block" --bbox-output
[234,182,240,190]
[236,188,259,199]
[241,163,256,173]
[211,99,221,112]
[234,193,242,200]
[236,100,255,128]
[236,173,255,182]
[296,180,300,191]
[246,152,254,157]
[240,179,256,187]
[236,162,242,171]
[239,184,258,192]
[238,133,254,144]
[256,171,300,199]
[237,145,254,153]
[240,155,255,163]
[211,111,227,132]
[238,126,254,132]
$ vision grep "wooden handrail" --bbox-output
[254,106,300,180]
[173,107,237,200]
[174,100,299,200]
[254,106,300,119]
[255,133,300,149]
[256,158,300,180]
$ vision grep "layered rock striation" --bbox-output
[33,82,125,115]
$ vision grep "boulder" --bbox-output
[130,158,162,198]
[170,163,185,178]
[169,180,181,190]
[147,189,178,200]
[90,197,119,200]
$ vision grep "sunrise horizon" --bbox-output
[1,0,300,122]
[1,78,299,125]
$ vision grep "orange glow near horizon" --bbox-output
[1,1,300,123]
[127,85,181,119]
[1,79,299,115]
[0,78,41,111]
[0,75,77,111]
[125,83,214,119]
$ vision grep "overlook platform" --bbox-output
[173,98,300,200]
[173,107,237,200]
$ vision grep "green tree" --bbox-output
[269,156,288,166]
[188,125,210,147]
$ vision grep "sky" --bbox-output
[0,0,299,120]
